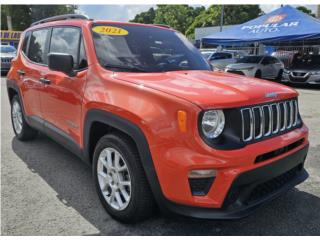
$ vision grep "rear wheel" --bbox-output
[93,133,155,223]
[11,95,38,141]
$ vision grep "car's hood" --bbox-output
[227,63,258,70]
[288,66,320,71]
[114,70,297,109]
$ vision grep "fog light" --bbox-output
[188,169,216,196]
[188,169,216,179]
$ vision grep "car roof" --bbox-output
[27,17,175,32]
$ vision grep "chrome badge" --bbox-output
[265,92,278,98]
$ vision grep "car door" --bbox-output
[18,28,50,121]
[260,57,274,79]
[271,57,284,78]
[40,26,88,145]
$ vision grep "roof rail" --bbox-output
[152,24,171,29]
[30,14,90,27]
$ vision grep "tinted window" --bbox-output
[49,27,81,68]
[210,52,232,60]
[237,56,263,64]
[28,28,50,64]
[78,37,87,69]
[22,32,30,55]
[261,57,272,65]
[92,24,210,72]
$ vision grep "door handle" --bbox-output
[39,77,51,85]
[17,69,25,76]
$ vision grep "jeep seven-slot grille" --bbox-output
[241,99,299,142]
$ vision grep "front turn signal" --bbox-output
[177,110,187,133]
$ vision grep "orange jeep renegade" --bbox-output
[7,14,309,223]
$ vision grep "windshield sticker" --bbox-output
[92,26,129,36]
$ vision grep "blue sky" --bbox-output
[77,4,317,22]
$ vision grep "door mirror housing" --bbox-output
[48,53,76,77]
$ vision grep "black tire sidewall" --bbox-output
[11,95,24,138]
[92,135,145,222]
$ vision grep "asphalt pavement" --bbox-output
[1,77,320,235]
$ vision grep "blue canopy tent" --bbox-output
[202,5,320,45]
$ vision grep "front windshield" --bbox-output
[237,56,263,64]
[92,24,211,72]
[291,55,320,69]
[0,45,16,53]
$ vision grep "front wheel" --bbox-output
[276,69,283,81]
[255,70,262,79]
[93,133,155,223]
[11,95,38,141]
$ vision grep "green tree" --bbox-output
[1,5,31,31]
[129,5,205,34]
[1,5,77,31]
[154,5,205,34]
[30,5,78,23]
[130,7,156,24]
[296,6,316,17]
[186,5,263,39]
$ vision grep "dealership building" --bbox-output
[0,30,22,49]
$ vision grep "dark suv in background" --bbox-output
[282,54,320,85]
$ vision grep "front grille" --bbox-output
[1,57,13,63]
[241,99,299,142]
[227,70,245,75]
[255,138,304,163]
[246,164,303,204]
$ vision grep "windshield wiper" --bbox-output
[104,64,148,73]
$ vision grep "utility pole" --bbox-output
[7,16,13,30]
[317,5,320,19]
[220,5,225,32]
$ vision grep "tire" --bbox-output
[11,95,38,141]
[93,133,155,223]
[276,70,283,82]
[255,70,262,79]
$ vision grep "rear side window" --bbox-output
[49,27,81,68]
[22,31,30,55]
[28,28,50,64]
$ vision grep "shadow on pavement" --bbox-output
[12,134,320,235]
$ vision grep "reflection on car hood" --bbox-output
[114,70,297,109]
[227,63,258,70]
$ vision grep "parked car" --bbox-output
[208,50,247,70]
[7,14,309,223]
[282,54,320,85]
[1,45,16,74]
[200,49,216,60]
[225,55,284,80]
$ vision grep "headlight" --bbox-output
[283,69,290,74]
[310,71,320,75]
[201,110,225,139]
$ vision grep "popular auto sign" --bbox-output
[241,14,300,34]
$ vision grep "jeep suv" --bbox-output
[7,14,309,223]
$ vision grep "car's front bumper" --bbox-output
[158,144,309,219]
[282,73,320,85]
[1,62,12,71]
[225,68,255,77]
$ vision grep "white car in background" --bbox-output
[208,50,247,71]
[200,49,216,60]
[225,55,284,80]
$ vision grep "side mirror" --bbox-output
[48,53,76,77]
